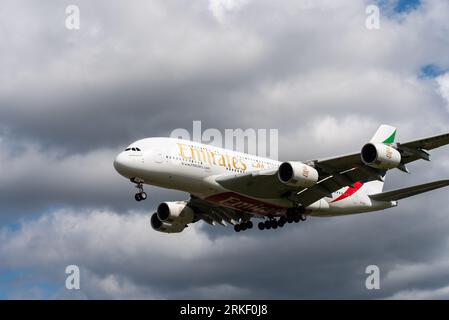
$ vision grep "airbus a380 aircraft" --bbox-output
[113,125,449,233]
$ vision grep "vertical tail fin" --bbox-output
[364,124,397,194]
[370,124,397,144]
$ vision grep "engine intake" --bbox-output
[361,143,401,169]
[278,161,319,188]
[157,201,194,222]
[151,201,195,233]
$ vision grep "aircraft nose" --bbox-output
[113,152,128,174]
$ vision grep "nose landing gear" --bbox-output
[131,177,147,202]
[135,192,147,202]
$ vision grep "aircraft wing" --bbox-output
[215,131,449,207]
[188,196,253,226]
[396,132,449,164]
[215,169,296,198]
[216,165,383,207]
[369,180,449,202]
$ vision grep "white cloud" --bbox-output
[387,285,449,300]
[0,208,265,298]
[3,203,449,299]
[436,72,449,111]
[208,0,251,23]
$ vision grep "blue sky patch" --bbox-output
[394,0,421,13]
[375,0,422,14]
[0,268,62,299]
[419,64,447,78]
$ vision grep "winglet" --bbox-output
[370,124,397,144]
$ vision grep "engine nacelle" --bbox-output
[277,161,319,188]
[150,201,195,234]
[361,143,401,170]
[157,201,194,222]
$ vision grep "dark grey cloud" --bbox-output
[1,0,449,299]
[2,189,449,299]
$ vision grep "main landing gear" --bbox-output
[256,211,307,232]
[233,211,307,232]
[131,177,147,202]
[233,220,253,232]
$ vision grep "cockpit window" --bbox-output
[125,147,141,151]
[125,148,131,151]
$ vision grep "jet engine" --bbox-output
[150,201,194,233]
[277,161,319,188]
[361,143,401,170]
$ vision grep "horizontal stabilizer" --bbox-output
[369,180,449,202]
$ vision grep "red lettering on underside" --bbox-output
[205,192,285,215]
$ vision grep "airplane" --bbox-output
[113,125,449,233]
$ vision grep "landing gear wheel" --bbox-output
[287,217,294,224]
[234,224,241,232]
[271,220,278,229]
[258,222,265,230]
[293,216,300,223]
[131,178,147,202]
[300,214,307,221]
[246,221,253,229]
[240,223,248,231]
[278,220,285,228]
[264,221,272,230]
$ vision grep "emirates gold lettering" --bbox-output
[177,143,248,172]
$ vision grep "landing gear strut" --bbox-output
[131,177,147,202]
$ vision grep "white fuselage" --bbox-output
[113,138,396,218]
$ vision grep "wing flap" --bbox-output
[369,180,449,202]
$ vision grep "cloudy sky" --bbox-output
[1,0,449,299]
